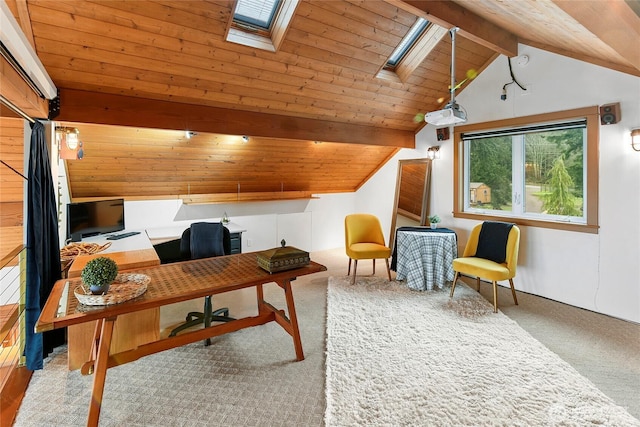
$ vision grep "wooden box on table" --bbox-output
[256,242,310,273]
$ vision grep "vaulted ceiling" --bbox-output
[3,0,639,201]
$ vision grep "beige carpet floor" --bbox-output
[13,249,640,425]
[325,275,639,426]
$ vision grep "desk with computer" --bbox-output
[64,198,246,370]
[65,198,245,268]
[52,200,321,426]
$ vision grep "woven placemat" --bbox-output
[74,273,150,306]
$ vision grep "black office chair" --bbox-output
[152,238,182,264]
[169,222,234,345]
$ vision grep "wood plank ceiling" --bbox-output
[4,0,639,201]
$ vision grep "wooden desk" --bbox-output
[66,248,161,370]
[36,253,326,427]
[67,248,160,278]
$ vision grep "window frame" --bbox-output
[225,0,299,52]
[453,106,600,234]
[376,22,447,83]
[384,18,430,71]
[233,0,281,33]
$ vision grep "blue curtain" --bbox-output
[25,121,65,370]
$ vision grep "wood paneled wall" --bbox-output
[0,117,25,264]
[63,122,399,200]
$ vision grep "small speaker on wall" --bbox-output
[436,127,450,141]
[600,102,620,125]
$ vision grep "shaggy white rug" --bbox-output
[325,276,640,427]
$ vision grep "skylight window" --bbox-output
[233,0,281,31]
[376,19,446,83]
[226,0,298,52]
[385,18,430,70]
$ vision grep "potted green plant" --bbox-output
[429,214,441,229]
[81,257,119,295]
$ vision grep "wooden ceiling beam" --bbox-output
[13,0,36,49]
[0,0,50,118]
[56,89,415,148]
[521,38,640,78]
[551,0,640,73]
[387,0,518,57]
[0,56,49,119]
[3,1,36,48]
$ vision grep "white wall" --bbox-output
[421,45,640,323]
[119,45,639,322]
[124,194,357,253]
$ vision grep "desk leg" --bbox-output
[88,321,102,374]
[87,317,116,427]
[257,280,305,361]
[282,279,304,361]
[256,284,266,315]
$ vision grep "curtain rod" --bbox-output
[0,94,36,123]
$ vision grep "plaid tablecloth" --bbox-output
[394,230,458,291]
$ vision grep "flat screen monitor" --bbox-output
[67,198,125,241]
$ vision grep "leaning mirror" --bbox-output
[388,158,432,249]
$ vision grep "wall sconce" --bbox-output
[66,130,79,150]
[427,146,441,160]
[631,128,640,152]
[56,126,79,149]
[56,126,83,160]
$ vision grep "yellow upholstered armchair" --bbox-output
[450,221,520,313]
[345,213,392,285]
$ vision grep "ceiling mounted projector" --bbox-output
[425,103,467,126]
[424,27,468,126]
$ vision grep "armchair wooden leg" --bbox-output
[351,260,358,285]
[384,258,391,281]
[492,281,498,313]
[476,277,481,292]
[509,278,518,305]
[347,258,352,276]
[450,272,459,298]
[372,259,376,275]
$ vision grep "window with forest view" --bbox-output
[454,107,599,233]
[464,122,585,220]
